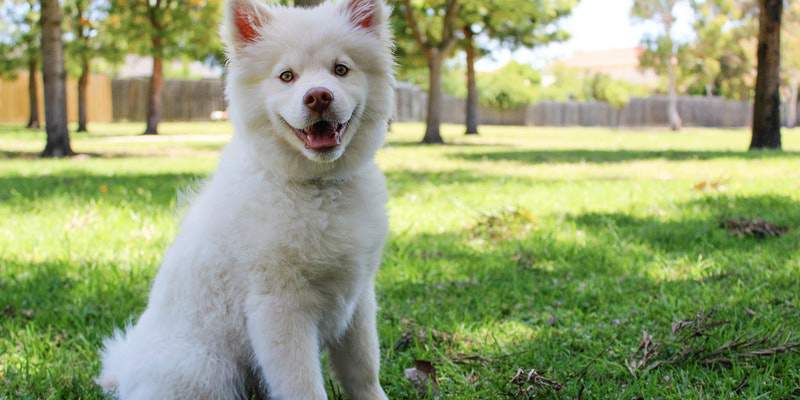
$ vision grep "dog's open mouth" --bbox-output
[292,120,349,152]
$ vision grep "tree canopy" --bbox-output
[0,0,39,79]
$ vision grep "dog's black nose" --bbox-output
[303,87,334,113]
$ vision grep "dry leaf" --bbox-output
[721,218,788,238]
[626,330,660,376]
[393,332,414,352]
[693,179,728,192]
[404,359,438,397]
[510,368,563,398]
[626,311,799,375]
[733,374,749,394]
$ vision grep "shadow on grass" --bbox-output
[0,124,41,134]
[383,139,515,148]
[0,150,157,159]
[450,149,800,165]
[381,193,799,325]
[570,194,800,254]
[0,143,225,160]
[0,172,206,207]
[384,169,516,197]
[0,168,527,206]
[0,258,153,398]
[377,194,800,398]
[384,169,636,199]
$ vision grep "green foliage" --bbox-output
[63,0,126,77]
[435,62,651,110]
[397,61,465,95]
[633,0,757,100]
[391,4,431,72]
[475,61,541,109]
[458,0,573,48]
[0,0,39,78]
[684,0,756,100]
[1,122,800,398]
[536,64,586,101]
[783,2,800,85]
[538,65,651,107]
[434,61,543,110]
[106,0,222,62]
[638,35,692,89]
[583,73,633,109]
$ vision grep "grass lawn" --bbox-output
[1,122,799,399]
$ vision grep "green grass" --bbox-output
[1,122,799,399]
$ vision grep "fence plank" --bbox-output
[0,72,111,124]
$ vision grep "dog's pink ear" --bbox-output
[225,0,270,48]
[344,0,384,30]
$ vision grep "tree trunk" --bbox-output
[705,83,713,97]
[464,27,478,135]
[667,53,682,131]
[144,54,163,135]
[422,50,445,144]
[787,78,798,129]
[77,56,90,132]
[26,58,40,129]
[751,0,783,150]
[40,0,73,157]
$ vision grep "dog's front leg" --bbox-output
[246,294,327,400]
[329,284,388,400]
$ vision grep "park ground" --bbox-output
[0,122,799,399]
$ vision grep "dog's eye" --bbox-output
[279,70,294,83]
[333,64,349,77]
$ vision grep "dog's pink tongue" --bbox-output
[305,122,339,150]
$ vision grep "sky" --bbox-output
[475,0,695,72]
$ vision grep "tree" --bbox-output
[40,0,73,157]
[632,0,684,131]
[783,1,800,128]
[107,0,221,135]
[462,25,479,134]
[751,0,782,150]
[537,63,652,105]
[64,0,121,133]
[685,0,756,100]
[0,0,41,129]
[458,0,572,134]
[396,0,461,144]
[475,61,541,110]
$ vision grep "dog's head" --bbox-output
[222,0,394,177]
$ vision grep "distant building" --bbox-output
[557,47,658,86]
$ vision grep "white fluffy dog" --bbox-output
[97,0,394,398]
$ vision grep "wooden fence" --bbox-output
[112,78,225,122]
[0,72,112,123]
[391,85,781,128]
[394,84,758,128]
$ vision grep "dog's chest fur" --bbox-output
[249,173,386,339]
[171,161,388,344]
